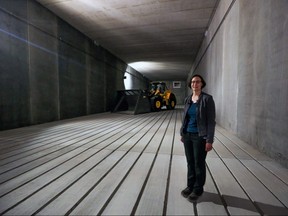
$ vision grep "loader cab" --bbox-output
[149,82,167,96]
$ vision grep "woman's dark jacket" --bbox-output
[180,92,216,144]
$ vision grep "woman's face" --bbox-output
[191,76,202,91]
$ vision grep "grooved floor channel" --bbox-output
[0,108,287,215]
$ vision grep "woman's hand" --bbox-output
[205,143,213,151]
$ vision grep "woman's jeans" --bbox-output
[183,132,207,194]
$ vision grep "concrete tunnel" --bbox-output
[0,1,288,215]
[0,0,287,170]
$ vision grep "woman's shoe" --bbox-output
[181,187,192,198]
[187,191,203,202]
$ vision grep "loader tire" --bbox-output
[167,93,176,110]
[151,96,162,112]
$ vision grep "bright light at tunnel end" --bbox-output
[128,61,167,73]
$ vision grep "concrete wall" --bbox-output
[190,0,288,167]
[124,66,150,90]
[0,0,149,131]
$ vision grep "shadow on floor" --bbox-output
[196,192,288,215]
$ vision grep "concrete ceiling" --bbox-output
[36,0,218,81]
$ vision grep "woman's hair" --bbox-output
[187,74,206,89]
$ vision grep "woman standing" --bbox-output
[180,74,216,202]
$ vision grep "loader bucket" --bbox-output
[112,90,151,115]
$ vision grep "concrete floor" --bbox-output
[0,108,287,215]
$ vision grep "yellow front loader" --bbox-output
[148,82,177,111]
[112,82,177,114]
